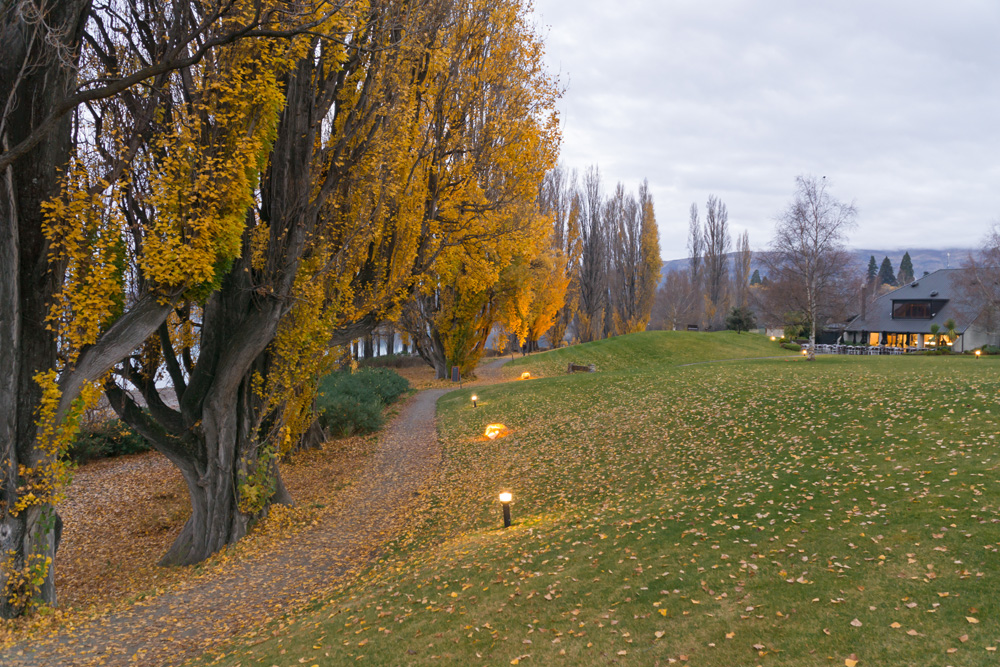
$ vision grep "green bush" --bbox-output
[780,342,801,351]
[317,368,410,437]
[980,345,1000,355]
[359,353,426,369]
[65,419,150,464]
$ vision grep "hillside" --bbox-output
[659,247,975,284]
[503,330,793,378]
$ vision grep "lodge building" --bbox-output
[843,268,999,352]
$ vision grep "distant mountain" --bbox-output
[659,247,976,285]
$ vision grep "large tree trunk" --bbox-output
[0,0,90,617]
[106,283,295,566]
[385,327,396,356]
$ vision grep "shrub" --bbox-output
[316,368,410,437]
[359,353,426,369]
[65,419,150,464]
[981,345,1000,355]
[780,342,801,351]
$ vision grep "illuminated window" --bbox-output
[892,301,931,319]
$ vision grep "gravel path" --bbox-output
[2,388,449,667]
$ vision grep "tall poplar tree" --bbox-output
[702,195,731,328]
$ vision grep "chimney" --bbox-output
[861,285,867,320]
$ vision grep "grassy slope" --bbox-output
[501,330,794,378]
[198,336,1000,667]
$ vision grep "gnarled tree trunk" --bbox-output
[0,0,90,617]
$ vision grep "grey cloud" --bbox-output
[533,0,1000,258]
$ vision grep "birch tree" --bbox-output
[767,175,857,359]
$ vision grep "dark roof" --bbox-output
[845,269,972,334]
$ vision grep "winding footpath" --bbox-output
[2,387,452,667]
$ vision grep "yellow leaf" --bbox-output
[967,617,980,624]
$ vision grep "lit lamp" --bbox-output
[499,491,513,528]
[472,394,478,408]
[520,372,531,380]
[976,349,982,360]
[770,336,776,341]
[485,423,506,440]
[801,349,808,356]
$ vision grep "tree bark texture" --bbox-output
[0,0,91,617]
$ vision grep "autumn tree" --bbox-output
[766,175,858,359]
[401,0,560,378]
[604,183,659,334]
[636,182,663,330]
[0,0,338,615]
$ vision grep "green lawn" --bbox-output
[199,333,1000,666]
[500,330,795,378]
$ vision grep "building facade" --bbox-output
[843,269,999,352]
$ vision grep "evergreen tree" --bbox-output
[878,256,897,286]
[725,306,757,334]
[898,251,914,284]
[750,269,762,285]
[866,255,878,284]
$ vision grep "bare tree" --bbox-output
[685,203,704,327]
[539,165,580,347]
[954,224,1000,334]
[766,175,858,359]
[732,230,752,309]
[702,195,731,328]
[651,268,699,331]
[577,166,606,342]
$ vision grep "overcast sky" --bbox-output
[531,0,1000,260]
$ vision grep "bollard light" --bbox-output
[499,491,513,527]
[976,349,982,359]
[520,371,531,380]
[472,394,478,408]
[770,336,776,341]
[801,349,808,356]
[485,423,506,440]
